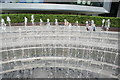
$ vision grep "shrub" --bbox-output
[1,14,120,27]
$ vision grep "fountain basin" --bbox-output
[0,26,119,78]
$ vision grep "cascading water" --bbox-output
[0,24,119,79]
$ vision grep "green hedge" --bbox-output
[1,14,120,27]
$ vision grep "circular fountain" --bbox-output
[0,25,119,78]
